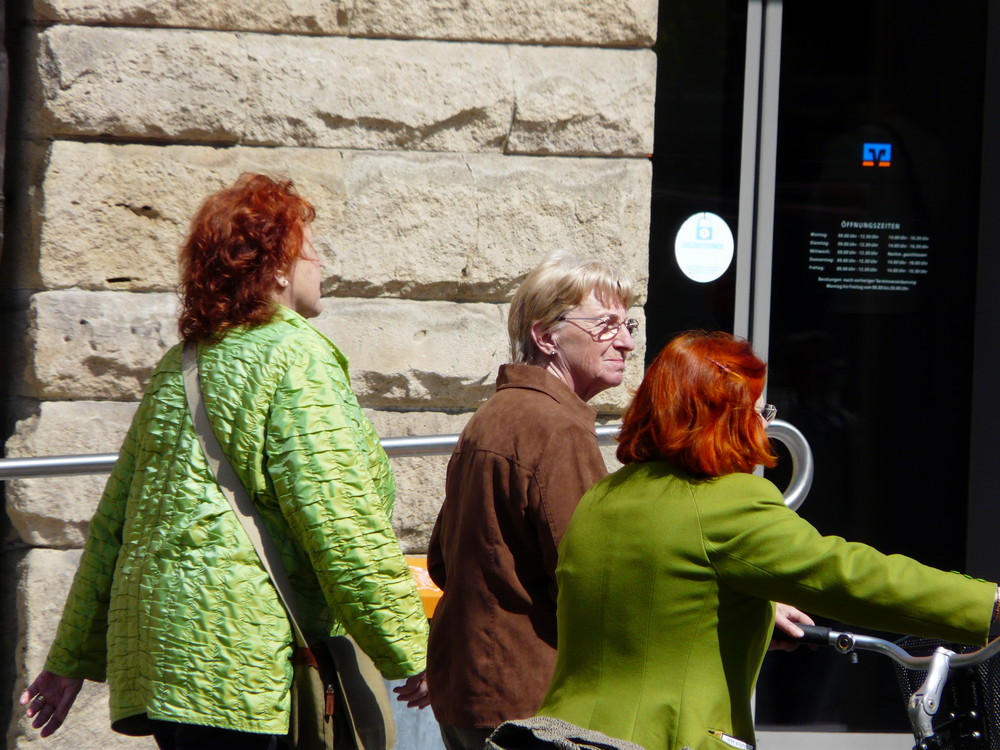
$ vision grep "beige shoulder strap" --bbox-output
[181,341,308,648]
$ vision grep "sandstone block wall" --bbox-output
[29,0,656,46]
[2,0,656,746]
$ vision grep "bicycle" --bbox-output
[795,624,1000,750]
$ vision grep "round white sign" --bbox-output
[674,212,735,283]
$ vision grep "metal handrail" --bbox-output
[0,421,813,506]
[765,419,814,510]
[0,433,550,480]
[0,453,120,479]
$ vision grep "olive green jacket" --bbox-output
[538,461,995,750]
[45,306,428,735]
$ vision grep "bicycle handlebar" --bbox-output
[796,624,831,644]
[790,623,1000,745]
[796,624,925,668]
[795,624,1000,670]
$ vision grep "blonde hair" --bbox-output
[508,253,635,364]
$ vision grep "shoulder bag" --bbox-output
[182,342,396,750]
[486,717,648,750]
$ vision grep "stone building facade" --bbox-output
[0,1,657,746]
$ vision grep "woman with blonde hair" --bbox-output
[427,253,638,750]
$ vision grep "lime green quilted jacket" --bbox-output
[44,306,428,735]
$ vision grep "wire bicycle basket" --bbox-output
[892,636,1000,750]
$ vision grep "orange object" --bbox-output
[406,555,443,619]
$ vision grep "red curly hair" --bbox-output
[616,330,777,477]
[178,173,316,341]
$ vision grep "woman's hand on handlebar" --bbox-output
[769,603,816,652]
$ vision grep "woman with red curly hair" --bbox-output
[20,174,429,749]
[535,330,999,750]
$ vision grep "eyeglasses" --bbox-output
[758,404,777,424]
[559,315,639,341]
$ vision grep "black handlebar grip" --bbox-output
[797,624,831,644]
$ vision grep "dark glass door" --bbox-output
[646,0,748,355]
[758,0,987,731]
[649,0,1000,739]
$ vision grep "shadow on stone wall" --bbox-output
[3,1,30,745]
[1,547,26,750]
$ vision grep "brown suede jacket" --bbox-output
[426,364,608,729]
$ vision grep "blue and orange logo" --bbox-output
[862,143,892,167]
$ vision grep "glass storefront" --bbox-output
[648,0,1000,736]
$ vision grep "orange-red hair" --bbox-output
[178,173,316,341]
[616,330,777,477]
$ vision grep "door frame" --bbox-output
[734,0,1000,745]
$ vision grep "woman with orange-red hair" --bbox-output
[20,173,429,749]
[535,330,999,750]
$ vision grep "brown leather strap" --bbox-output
[293,646,321,668]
